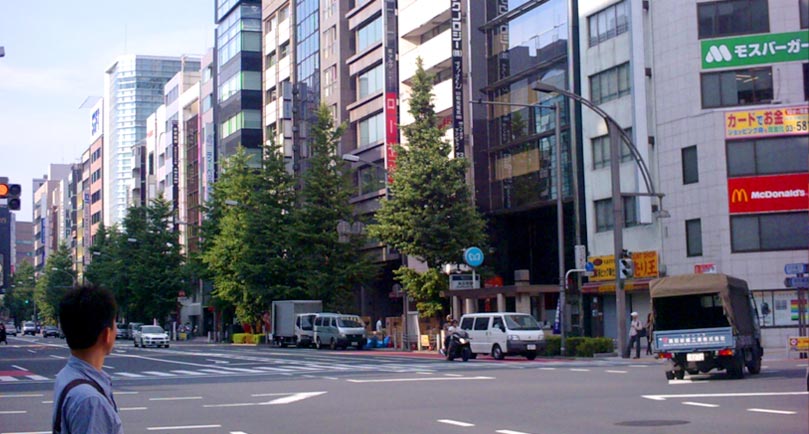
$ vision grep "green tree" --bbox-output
[85,223,130,319]
[293,104,377,312]
[4,261,36,323]
[201,145,300,329]
[35,243,75,324]
[367,58,487,317]
[121,198,187,323]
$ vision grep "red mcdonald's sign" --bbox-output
[727,173,809,214]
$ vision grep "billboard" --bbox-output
[90,98,104,143]
[702,31,809,70]
[383,0,399,179]
[725,105,808,139]
[587,251,659,282]
[727,173,809,214]
[450,0,464,158]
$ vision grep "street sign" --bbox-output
[463,247,484,268]
[784,263,809,275]
[449,274,481,290]
[694,263,717,274]
[574,245,586,269]
[785,276,809,288]
[585,262,594,272]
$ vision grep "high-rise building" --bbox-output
[14,221,34,269]
[32,165,70,272]
[215,0,264,168]
[103,55,187,226]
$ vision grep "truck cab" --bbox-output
[651,273,763,380]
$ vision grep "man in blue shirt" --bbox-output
[52,285,123,433]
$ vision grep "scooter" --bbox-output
[445,330,472,362]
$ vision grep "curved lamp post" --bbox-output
[534,82,665,357]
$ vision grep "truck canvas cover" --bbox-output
[650,274,755,336]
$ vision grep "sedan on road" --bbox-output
[42,325,63,338]
[4,322,17,336]
[134,325,169,348]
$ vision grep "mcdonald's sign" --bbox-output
[728,173,809,214]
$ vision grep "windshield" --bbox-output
[504,315,540,330]
[337,317,364,328]
[141,326,164,334]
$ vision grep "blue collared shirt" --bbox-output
[52,355,123,434]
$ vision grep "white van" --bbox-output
[459,312,545,360]
[294,313,317,347]
[313,313,366,350]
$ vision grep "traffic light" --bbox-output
[0,181,21,211]
[619,258,634,279]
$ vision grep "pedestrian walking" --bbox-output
[0,323,7,345]
[645,312,654,355]
[627,312,643,359]
[375,318,383,333]
[52,284,123,434]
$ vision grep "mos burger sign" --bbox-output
[728,173,808,214]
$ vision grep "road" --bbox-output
[1,334,806,434]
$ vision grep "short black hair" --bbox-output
[59,284,117,350]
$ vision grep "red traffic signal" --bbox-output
[0,182,21,211]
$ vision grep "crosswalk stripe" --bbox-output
[199,369,236,375]
[0,377,17,382]
[170,370,206,376]
[27,375,49,381]
[116,372,146,378]
[141,371,177,377]
[218,367,264,373]
[253,366,296,373]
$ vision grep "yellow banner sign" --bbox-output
[725,105,808,139]
[588,251,659,282]
[787,336,809,353]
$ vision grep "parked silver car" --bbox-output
[3,322,16,336]
[134,325,169,348]
[22,321,37,336]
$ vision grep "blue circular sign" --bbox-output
[464,247,484,268]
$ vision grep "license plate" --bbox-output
[527,344,536,350]
[686,352,704,362]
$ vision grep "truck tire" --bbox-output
[746,347,762,375]
[675,370,685,380]
[665,371,675,380]
[728,354,745,379]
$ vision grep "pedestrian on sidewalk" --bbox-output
[0,323,7,345]
[52,284,123,434]
[627,312,643,359]
[645,312,654,355]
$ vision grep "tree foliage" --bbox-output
[4,261,36,323]
[35,243,75,324]
[200,145,300,327]
[293,105,377,312]
[367,58,487,317]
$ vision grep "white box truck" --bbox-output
[271,300,322,347]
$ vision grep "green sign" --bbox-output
[701,31,809,69]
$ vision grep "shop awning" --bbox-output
[441,284,558,298]
[581,278,653,294]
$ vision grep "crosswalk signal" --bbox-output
[0,182,21,210]
[619,258,634,279]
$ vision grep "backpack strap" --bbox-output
[52,378,109,434]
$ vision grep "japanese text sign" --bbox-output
[727,173,809,214]
[702,31,809,69]
[725,105,808,139]
[588,251,659,282]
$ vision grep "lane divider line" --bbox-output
[148,396,203,401]
[682,401,719,408]
[748,408,796,415]
[437,419,475,427]
[146,424,222,431]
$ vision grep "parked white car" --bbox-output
[134,325,169,348]
[22,321,37,336]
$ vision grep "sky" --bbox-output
[0,1,215,222]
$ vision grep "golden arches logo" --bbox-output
[731,189,749,203]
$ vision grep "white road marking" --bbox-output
[26,349,35,353]
[27,375,48,381]
[142,371,177,377]
[323,376,339,380]
[538,367,556,371]
[682,401,719,408]
[103,365,115,370]
[644,391,808,401]
[120,407,148,411]
[0,410,26,415]
[116,391,139,395]
[199,368,236,375]
[606,370,627,374]
[496,430,532,434]
[253,366,295,373]
[0,393,43,399]
[0,377,16,382]
[49,355,66,360]
[417,372,433,375]
[219,367,265,373]
[10,365,26,371]
[1,431,49,434]
[748,408,796,415]
[116,372,146,378]
[437,419,475,427]
[203,392,326,408]
[251,393,293,397]
[347,376,494,383]
[628,364,648,368]
[207,359,229,364]
[230,432,249,434]
[444,373,463,377]
[149,396,203,401]
[570,368,590,372]
[170,370,206,376]
[667,379,706,385]
[147,424,222,431]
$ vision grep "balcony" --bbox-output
[399,0,450,40]
[400,30,451,82]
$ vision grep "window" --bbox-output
[682,145,699,184]
[324,0,337,19]
[726,136,808,177]
[278,6,288,21]
[473,317,490,331]
[590,63,630,105]
[279,42,289,59]
[804,63,809,100]
[323,66,337,98]
[802,0,809,28]
[588,1,628,46]
[357,16,382,53]
[591,128,632,169]
[701,67,773,108]
[420,21,451,44]
[698,0,769,39]
[731,212,808,252]
[266,50,276,67]
[594,196,639,232]
[358,63,383,99]
[686,219,703,257]
[323,26,337,59]
[358,112,384,146]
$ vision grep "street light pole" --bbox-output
[553,101,567,355]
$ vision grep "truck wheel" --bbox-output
[665,371,675,380]
[316,337,323,350]
[746,348,762,375]
[675,370,685,380]
[329,339,336,350]
[728,355,745,379]
[462,348,471,362]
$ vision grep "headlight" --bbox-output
[508,335,520,341]
[459,338,468,344]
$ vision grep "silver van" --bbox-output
[295,313,317,347]
[313,313,365,350]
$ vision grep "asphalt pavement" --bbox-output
[1,334,806,434]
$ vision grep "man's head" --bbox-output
[59,284,117,351]
[631,312,638,318]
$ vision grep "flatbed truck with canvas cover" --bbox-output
[650,274,763,380]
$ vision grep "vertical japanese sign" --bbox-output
[383,0,399,180]
[450,0,464,158]
[172,121,179,221]
[702,31,809,69]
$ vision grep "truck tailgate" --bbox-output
[655,327,735,353]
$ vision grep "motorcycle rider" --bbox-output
[442,319,459,355]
